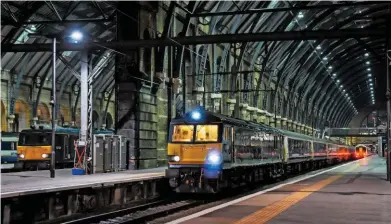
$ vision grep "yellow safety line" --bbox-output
[235,164,360,224]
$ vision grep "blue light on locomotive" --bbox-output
[191,111,201,120]
[206,151,222,164]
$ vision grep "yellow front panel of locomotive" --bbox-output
[168,143,222,165]
[17,146,51,161]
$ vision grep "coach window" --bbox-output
[195,125,218,142]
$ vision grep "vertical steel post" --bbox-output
[80,51,88,145]
[50,37,56,178]
[387,34,391,182]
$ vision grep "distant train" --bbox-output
[355,144,369,159]
[1,132,19,169]
[165,108,357,193]
[16,125,114,170]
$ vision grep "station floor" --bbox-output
[1,167,165,198]
[172,156,391,224]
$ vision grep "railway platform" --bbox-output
[170,156,391,224]
[1,167,166,224]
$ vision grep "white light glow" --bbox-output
[191,111,201,120]
[298,12,304,18]
[70,31,83,42]
[333,73,336,77]
[365,53,369,57]
[367,68,371,71]
[323,57,328,61]
[328,66,332,69]
[366,61,370,65]
[316,45,321,50]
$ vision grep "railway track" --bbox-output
[55,160,355,224]
[63,199,207,224]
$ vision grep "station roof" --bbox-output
[1,1,390,126]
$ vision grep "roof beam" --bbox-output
[1,28,386,52]
[2,18,112,26]
[191,2,386,17]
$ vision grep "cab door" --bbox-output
[222,126,233,163]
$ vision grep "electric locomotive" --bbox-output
[166,108,355,193]
[16,125,114,170]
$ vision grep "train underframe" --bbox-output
[14,160,74,170]
[166,158,349,193]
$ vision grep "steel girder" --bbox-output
[292,7,388,121]
[2,28,385,52]
[191,2,383,17]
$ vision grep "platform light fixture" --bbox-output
[368,73,372,77]
[365,53,369,57]
[323,57,328,61]
[366,61,370,65]
[333,73,336,77]
[328,66,332,70]
[340,85,343,88]
[336,79,340,83]
[298,11,304,18]
[370,83,373,86]
[316,45,321,50]
[367,68,371,71]
[70,30,83,43]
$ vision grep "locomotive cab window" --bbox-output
[19,132,51,146]
[195,125,218,142]
[172,125,194,142]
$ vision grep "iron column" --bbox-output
[50,37,56,178]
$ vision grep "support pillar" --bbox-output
[7,114,15,132]
[281,117,288,130]
[386,27,391,182]
[193,87,205,106]
[247,106,257,121]
[227,98,236,117]
[239,103,248,120]
[265,112,273,126]
[211,93,222,113]
[276,115,282,128]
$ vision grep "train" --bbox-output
[165,108,358,193]
[355,144,369,159]
[16,125,114,170]
[1,132,19,169]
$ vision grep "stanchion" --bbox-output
[72,140,86,175]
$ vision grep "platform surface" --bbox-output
[172,156,391,224]
[1,167,165,198]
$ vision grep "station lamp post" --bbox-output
[28,30,83,178]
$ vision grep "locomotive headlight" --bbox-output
[19,154,25,159]
[42,154,49,158]
[169,155,180,162]
[206,152,222,164]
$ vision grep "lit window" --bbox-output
[195,125,219,142]
[172,125,194,142]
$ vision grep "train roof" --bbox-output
[171,108,351,145]
[171,109,280,134]
[20,127,115,134]
[1,132,19,141]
